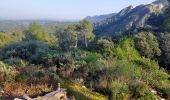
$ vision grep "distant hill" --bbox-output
[0,20,76,33]
[94,0,169,37]
[85,13,116,23]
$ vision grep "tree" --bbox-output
[25,23,49,41]
[25,23,58,47]
[160,0,170,67]
[80,20,95,48]
[58,31,74,50]
[65,24,80,48]
[134,32,161,58]
[163,0,170,32]
[0,33,14,47]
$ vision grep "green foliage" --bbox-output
[136,58,159,71]
[0,18,170,100]
[157,82,170,99]
[84,53,101,63]
[25,23,49,41]
[114,38,141,61]
[80,20,94,39]
[58,31,75,50]
[110,60,141,80]
[64,24,81,48]
[134,32,161,58]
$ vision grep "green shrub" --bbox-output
[97,38,114,56]
[3,58,28,66]
[48,72,60,80]
[110,81,130,100]
[0,41,49,64]
[114,38,141,61]
[154,80,170,99]
[109,60,141,80]
[135,58,159,71]
[134,32,161,58]
[0,61,15,74]
[84,53,102,63]
[33,69,46,79]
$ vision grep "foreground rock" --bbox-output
[14,88,67,100]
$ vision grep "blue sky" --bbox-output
[0,0,155,20]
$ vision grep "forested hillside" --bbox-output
[0,0,170,100]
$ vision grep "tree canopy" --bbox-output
[134,32,161,58]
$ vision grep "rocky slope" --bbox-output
[94,0,169,36]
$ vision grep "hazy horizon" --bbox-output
[0,0,155,21]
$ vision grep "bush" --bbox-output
[0,41,49,64]
[129,81,158,99]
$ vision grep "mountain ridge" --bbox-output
[85,13,116,23]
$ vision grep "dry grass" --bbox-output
[65,81,108,100]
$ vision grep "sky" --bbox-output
[0,0,155,20]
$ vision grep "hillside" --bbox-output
[94,0,169,36]
[1,0,170,100]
